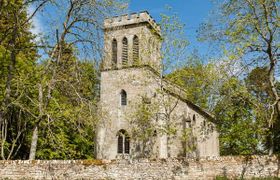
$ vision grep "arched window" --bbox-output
[121,90,127,106]
[122,37,128,66]
[117,129,130,154]
[133,35,139,64]
[112,39,117,68]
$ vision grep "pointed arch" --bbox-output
[133,35,139,64]
[112,39,118,68]
[117,129,130,154]
[120,90,127,106]
[122,37,128,66]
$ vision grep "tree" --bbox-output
[214,78,260,155]
[168,53,276,155]
[159,6,189,74]
[167,53,220,111]
[245,67,280,153]
[33,43,99,159]
[199,0,280,154]
[28,0,127,159]
[128,99,159,158]
[0,0,47,160]
[0,0,127,160]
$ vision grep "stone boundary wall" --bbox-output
[0,156,279,179]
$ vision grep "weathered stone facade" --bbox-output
[96,11,219,160]
[0,156,279,179]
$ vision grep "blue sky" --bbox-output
[129,0,214,57]
[29,0,215,61]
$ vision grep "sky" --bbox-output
[29,0,216,61]
[27,1,280,79]
[128,0,214,57]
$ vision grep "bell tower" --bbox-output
[102,11,162,71]
[96,12,162,160]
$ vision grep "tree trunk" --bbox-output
[29,83,43,160]
[266,35,279,155]
[29,125,38,160]
[268,62,280,115]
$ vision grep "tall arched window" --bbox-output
[122,37,128,66]
[112,39,117,68]
[133,35,139,64]
[121,90,127,106]
[117,129,130,154]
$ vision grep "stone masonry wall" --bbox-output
[0,156,279,179]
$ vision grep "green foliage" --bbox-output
[198,0,280,154]
[246,67,273,103]
[214,78,260,155]
[0,0,39,160]
[251,177,280,180]
[215,176,230,180]
[35,44,98,159]
[168,52,277,155]
[159,6,189,73]
[128,98,159,158]
[0,0,125,160]
[1,0,278,160]
[167,53,219,110]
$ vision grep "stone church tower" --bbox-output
[101,11,161,71]
[96,11,219,160]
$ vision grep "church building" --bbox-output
[96,11,219,160]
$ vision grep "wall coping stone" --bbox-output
[0,155,278,165]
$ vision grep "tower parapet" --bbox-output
[103,11,162,71]
[104,11,161,36]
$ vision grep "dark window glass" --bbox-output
[117,129,130,154]
[121,90,127,106]
[117,135,123,153]
[124,136,130,154]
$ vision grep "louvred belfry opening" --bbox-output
[133,35,139,64]
[122,37,128,66]
[112,39,117,68]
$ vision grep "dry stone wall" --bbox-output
[0,156,279,179]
